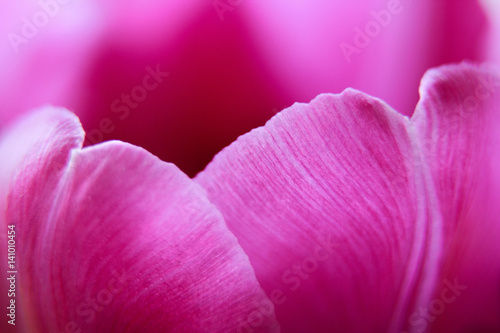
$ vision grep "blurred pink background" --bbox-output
[0,0,497,176]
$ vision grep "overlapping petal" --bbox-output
[196,63,500,332]
[410,64,500,332]
[0,108,278,332]
[196,90,440,332]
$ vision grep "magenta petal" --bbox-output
[196,91,439,332]
[412,63,500,332]
[0,108,278,332]
[0,107,84,333]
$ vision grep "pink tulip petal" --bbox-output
[411,63,500,332]
[0,108,279,332]
[0,107,84,333]
[196,91,440,332]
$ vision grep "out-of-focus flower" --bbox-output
[481,0,500,62]
[0,0,494,176]
[1,63,499,332]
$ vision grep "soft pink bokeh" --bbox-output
[0,0,495,176]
